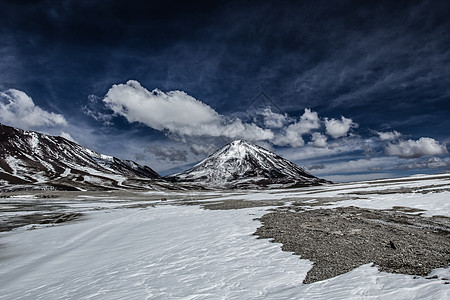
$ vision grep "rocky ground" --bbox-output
[254,206,450,284]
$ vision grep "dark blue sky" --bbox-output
[1,0,449,181]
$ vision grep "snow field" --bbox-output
[1,174,449,299]
[1,203,449,299]
[0,206,311,299]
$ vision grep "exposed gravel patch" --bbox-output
[176,196,360,210]
[365,175,450,185]
[254,206,450,283]
[343,184,450,195]
[174,199,285,210]
[201,199,285,210]
[288,197,363,208]
[0,212,82,232]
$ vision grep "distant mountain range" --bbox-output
[0,123,329,191]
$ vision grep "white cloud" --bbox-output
[385,137,448,158]
[60,131,77,143]
[272,109,320,147]
[0,89,67,130]
[103,80,273,141]
[100,83,364,152]
[325,116,357,138]
[220,118,274,140]
[273,129,305,147]
[298,108,320,134]
[376,130,401,141]
[104,80,220,132]
[258,107,289,128]
[309,132,328,148]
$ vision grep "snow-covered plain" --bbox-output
[0,174,449,299]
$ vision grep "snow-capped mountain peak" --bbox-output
[167,140,329,188]
[213,139,269,161]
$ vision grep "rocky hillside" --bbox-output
[0,123,165,191]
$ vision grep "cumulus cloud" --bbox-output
[104,81,220,132]
[0,89,67,129]
[273,109,320,147]
[258,107,290,128]
[273,129,305,147]
[385,137,447,158]
[309,132,328,148]
[325,116,357,138]
[220,118,274,141]
[376,130,401,141]
[298,108,321,133]
[97,82,364,151]
[103,80,273,141]
[145,146,188,162]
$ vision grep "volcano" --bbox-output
[167,140,329,189]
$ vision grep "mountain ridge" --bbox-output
[0,123,164,191]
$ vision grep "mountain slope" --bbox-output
[0,123,163,191]
[167,140,329,188]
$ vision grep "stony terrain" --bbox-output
[255,206,450,283]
